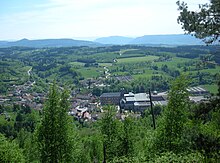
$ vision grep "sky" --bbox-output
[0,0,209,40]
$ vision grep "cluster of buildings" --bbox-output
[0,82,45,110]
[100,91,168,112]
[100,86,210,112]
[0,79,211,122]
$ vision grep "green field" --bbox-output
[154,57,196,69]
[202,84,218,94]
[69,62,85,66]
[199,67,220,74]
[99,63,112,67]
[132,69,155,79]
[78,68,103,78]
[117,55,159,63]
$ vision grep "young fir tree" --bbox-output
[37,83,74,163]
[156,75,189,153]
[100,106,124,161]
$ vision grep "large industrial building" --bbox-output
[100,86,209,112]
[100,92,123,106]
[120,92,151,112]
[100,91,167,112]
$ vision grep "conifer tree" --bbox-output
[100,106,123,161]
[177,0,220,44]
[156,75,189,152]
[37,83,74,163]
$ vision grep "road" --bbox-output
[27,67,32,76]
[104,67,111,78]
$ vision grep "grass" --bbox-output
[202,84,218,95]
[78,68,103,78]
[133,70,168,80]
[99,63,112,67]
[199,67,220,74]
[69,62,85,66]
[154,57,195,69]
[117,55,159,63]
[111,71,130,76]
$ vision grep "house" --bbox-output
[100,92,123,105]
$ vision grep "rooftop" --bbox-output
[100,92,121,98]
[153,101,168,106]
[124,92,135,97]
[187,86,209,93]
[189,96,208,103]
[134,102,151,107]
[125,93,150,102]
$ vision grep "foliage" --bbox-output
[36,83,76,162]
[150,152,204,162]
[100,106,124,161]
[156,75,189,152]
[0,134,25,162]
[177,0,220,44]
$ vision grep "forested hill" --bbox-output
[0,38,101,48]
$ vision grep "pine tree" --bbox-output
[37,83,74,163]
[177,0,220,44]
[100,106,123,161]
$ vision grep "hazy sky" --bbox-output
[0,0,209,40]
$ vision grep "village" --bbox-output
[0,74,211,123]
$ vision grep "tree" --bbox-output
[0,105,4,114]
[217,80,220,96]
[122,117,136,157]
[0,134,25,162]
[177,0,220,44]
[156,75,189,152]
[37,83,75,163]
[100,106,124,161]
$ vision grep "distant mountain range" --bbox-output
[95,36,134,45]
[0,38,101,48]
[95,34,204,45]
[0,34,204,48]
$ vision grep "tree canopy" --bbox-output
[177,0,220,44]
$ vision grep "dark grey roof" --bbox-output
[100,92,121,98]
